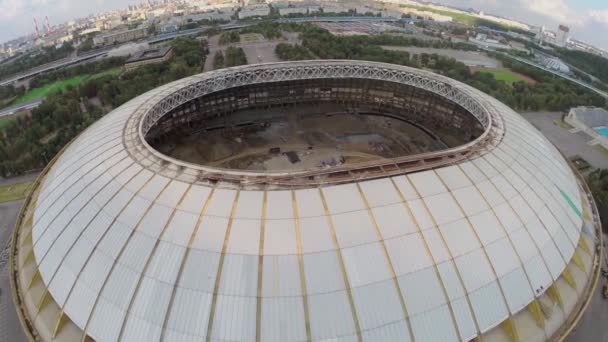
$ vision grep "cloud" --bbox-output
[589,10,608,27]
[519,0,586,26]
[0,0,21,19]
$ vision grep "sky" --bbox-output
[0,0,607,49]
[435,0,608,49]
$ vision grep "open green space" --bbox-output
[477,69,526,84]
[0,181,32,203]
[0,117,14,131]
[13,68,122,105]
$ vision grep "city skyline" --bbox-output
[0,0,607,50]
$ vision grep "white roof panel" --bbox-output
[500,267,534,313]
[265,190,294,219]
[263,219,298,255]
[421,228,451,263]
[358,178,402,207]
[486,237,519,278]
[424,193,463,226]
[391,175,419,201]
[451,296,477,341]
[469,281,509,332]
[211,295,257,342]
[322,183,365,214]
[455,249,496,292]
[342,242,392,287]
[398,267,446,315]
[408,199,435,230]
[439,219,480,257]
[179,249,220,292]
[468,210,505,245]
[453,186,489,217]
[385,232,433,276]
[226,218,260,255]
[218,253,258,296]
[261,297,307,342]
[294,188,326,218]
[352,280,404,330]
[190,216,229,252]
[261,255,302,297]
[234,190,264,219]
[161,211,198,246]
[407,171,446,197]
[304,251,345,294]
[166,287,212,339]
[331,211,378,248]
[308,291,356,341]
[205,188,237,218]
[299,216,334,254]
[372,203,418,239]
[410,304,458,342]
[436,165,472,191]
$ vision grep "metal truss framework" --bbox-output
[123,60,505,189]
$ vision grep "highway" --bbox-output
[482,48,608,99]
[0,50,108,87]
[0,100,42,118]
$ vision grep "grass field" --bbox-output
[13,68,122,105]
[0,181,32,203]
[240,33,264,43]
[477,69,528,84]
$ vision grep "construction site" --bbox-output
[147,78,484,172]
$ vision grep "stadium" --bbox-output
[9,60,601,341]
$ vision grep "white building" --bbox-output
[278,6,308,16]
[238,4,270,19]
[543,57,570,74]
[556,24,570,47]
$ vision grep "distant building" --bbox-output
[278,6,308,16]
[93,26,147,46]
[556,24,570,47]
[543,57,570,73]
[238,4,270,19]
[124,46,173,71]
[469,33,511,50]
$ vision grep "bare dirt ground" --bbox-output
[204,31,300,71]
[157,106,447,172]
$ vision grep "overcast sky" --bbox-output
[1,0,607,49]
[434,0,608,48]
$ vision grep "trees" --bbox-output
[275,43,314,60]
[213,51,225,69]
[224,47,247,67]
[0,37,209,177]
[219,31,240,45]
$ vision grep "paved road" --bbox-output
[521,112,608,169]
[0,100,43,118]
[0,172,39,187]
[0,200,27,342]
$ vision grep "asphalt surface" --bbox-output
[521,112,608,169]
[0,100,43,119]
[0,200,27,342]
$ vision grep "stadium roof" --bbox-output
[11,61,600,342]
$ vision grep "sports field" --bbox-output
[14,68,122,105]
[0,181,32,203]
[478,69,527,84]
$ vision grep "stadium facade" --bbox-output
[10,60,601,342]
